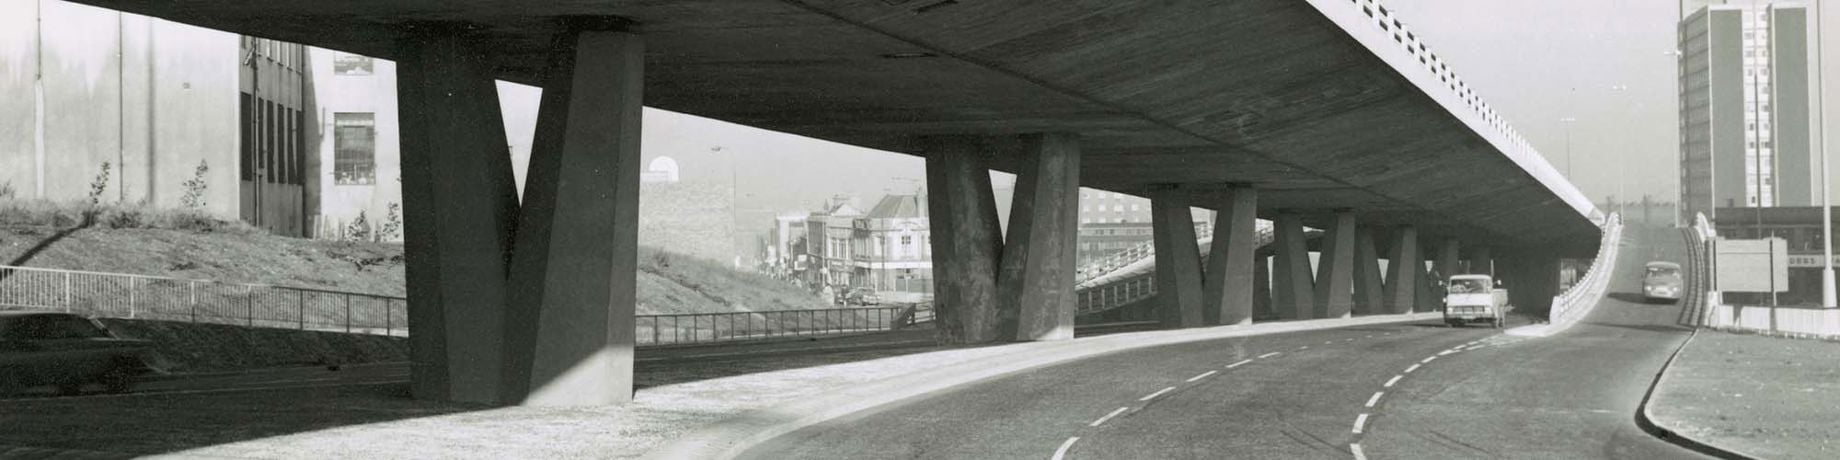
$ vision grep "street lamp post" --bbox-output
[1610,85,1629,216]
[1817,1,1836,309]
[1559,117,1578,178]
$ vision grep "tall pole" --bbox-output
[1818,0,1836,309]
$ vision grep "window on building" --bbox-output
[901,235,913,246]
[334,113,377,185]
[334,53,375,76]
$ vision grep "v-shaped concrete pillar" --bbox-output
[1151,186,1205,329]
[1436,238,1462,284]
[1271,214,1315,319]
[1469,246,1493,276]
[995,133,1081,341]
[1382,226,1422,315]
[1203,186,1258,326]
[923,136,1004,344]
[1314,212,1356,319]
[1352,227,1386,316]
[501,27,645,406]
[399,30,521,404]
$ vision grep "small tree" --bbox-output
[87,162,112,205]
[180,160,210,209]
[378,202,403,241]
[343,211,373,242]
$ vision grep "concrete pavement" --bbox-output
[1646,330,1840,459]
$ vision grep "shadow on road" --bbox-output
[1605,292,1670,305]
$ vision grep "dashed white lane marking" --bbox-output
[1052,437,1080,460]
[1344,338,1355,342]
[1139,386,1177,401]
[1383,375,1403,388]
[1421,356,1438,363]
[1090,407,1129,427]
[1365,335,1375,338]
[1324,341,1335,344]
[1437,349,1458,356]
[1365,392,1384,408]
[1352,413,1369,434]
[1258,352,1282,359]
[1351,443,1368,460]
[1187,370,1218,382]
[1404,363,1422,374]
[1298,346,1310,350]
[1226,359,1254,369]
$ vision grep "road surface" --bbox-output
[742,225,1706,459]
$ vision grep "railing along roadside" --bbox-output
[0,264,926,346]
[1074,226,1277,315]
[1548,213,1622,325]
[0,264,406,336]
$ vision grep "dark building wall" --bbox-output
[1709,8,1747,211]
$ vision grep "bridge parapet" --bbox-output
[1547,214,1621,326]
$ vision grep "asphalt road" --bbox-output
[742,225,1707,460]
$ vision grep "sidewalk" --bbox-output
[1646,331,1840,459]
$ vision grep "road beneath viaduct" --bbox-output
[742,225,1704,460]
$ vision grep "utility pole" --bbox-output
[1817,0,1836,309]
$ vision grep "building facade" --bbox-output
[1712,206,1839,306]
[1679,2,1813,221]
[852,194,933,301]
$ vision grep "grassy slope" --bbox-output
[0,203,830,315]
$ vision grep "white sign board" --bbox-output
[1785,254,1840,268]
[1713,238,1788,293]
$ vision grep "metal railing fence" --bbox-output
[0,264,405,335]
[0,264,931,345]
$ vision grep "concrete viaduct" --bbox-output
[65,0,1604,406]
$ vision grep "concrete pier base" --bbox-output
[1151,186,1205,329]
[1272,214,1315,319]
[995,133,1081,341]
[923,136,1005,344]
[1314,212,1356,319]
[1383,226,1422,315]
[1352,227,1386,315]
[1204,186,1258,326]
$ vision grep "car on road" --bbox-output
[1444,275,1510,328]
[1642,261,1683,303]
[839,287,881,306]
[0,312,154,396]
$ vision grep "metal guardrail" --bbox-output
[0,264,406,335]
[1681,213,1715,327]
[1548,213,1622,325]
[1075,226,1279,315]
[0,264,932,345]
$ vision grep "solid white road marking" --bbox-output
[1258,352,1282,359]
[1351,443,1368,460]
[1365,392,1384,407]
[1352,413,1369,433]
[1052,437,1080,460]
[1090,407,1129,427]
[1140,386,1177,401]
[1187,370,1219,382]
[1421,356,1438,363]
[1226,359,1254,369]
[1404,363,1421,373]
[1383,375,1403,387]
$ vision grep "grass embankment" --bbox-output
[2,199,854,370]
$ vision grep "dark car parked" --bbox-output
[0,312,154,396]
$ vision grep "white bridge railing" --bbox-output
[1548,213,1621,325]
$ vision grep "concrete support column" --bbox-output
[1203,186,1258,326]
[1271,214,1315,319]
[500,26,645,406]
[399,30,521,404]
[1469,246,1494,276]
[995,133,1081,341]
[1502,254,1561,315]
[1436,238,1462,286]
[923,136,1005,344]
[1352,227,1386,315]
[1382,226,1422,314]
[1254,254,1272,320]
[1151,186,1205,328]
[1314,212,1356,319]
[1415,248,1440,312]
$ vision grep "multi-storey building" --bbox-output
[852,194,932,301]
[1679,2,1812,221]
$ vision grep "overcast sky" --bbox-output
[497,0,1840,219]
[1392,0,1840,205]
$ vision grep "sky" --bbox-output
[1388,0,1840,205]
[489,0,1840,226]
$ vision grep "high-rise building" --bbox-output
[1679,2,1813,222]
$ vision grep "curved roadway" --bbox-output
[742,225,1706,459]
